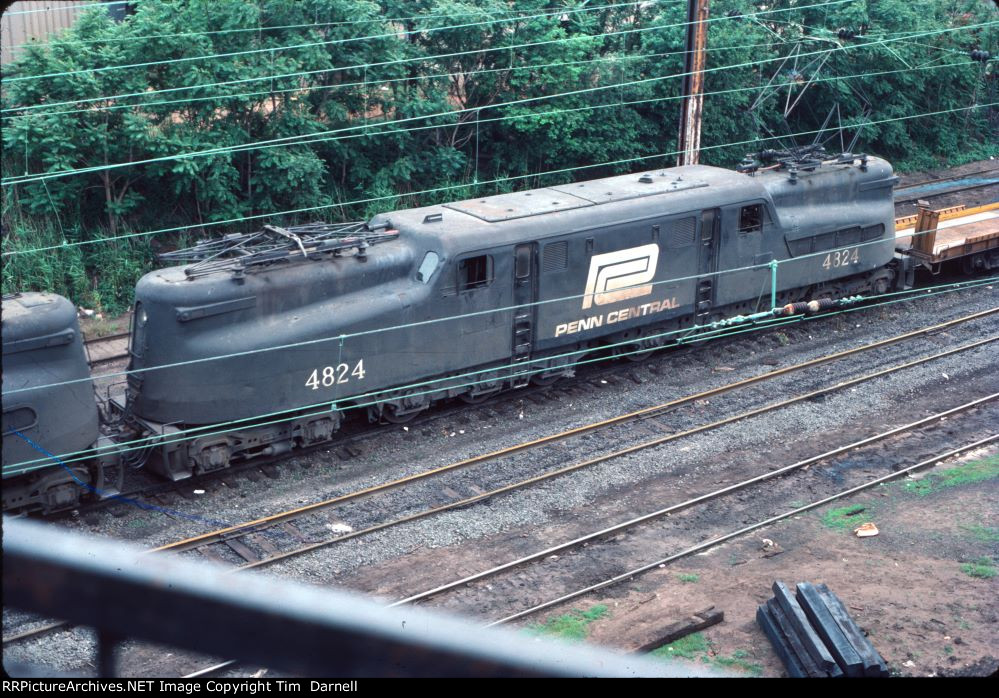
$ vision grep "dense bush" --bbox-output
[2,0,995,313]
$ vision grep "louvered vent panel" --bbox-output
[668,217,696,248]
[543,241,568,272]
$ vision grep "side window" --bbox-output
[458,255,492,291]
[417,251,439,283]
[130,301,147,358]
[738,204,763,234]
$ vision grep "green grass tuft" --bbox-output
[651,635,761,675]
[527,604,609,641]
[904,456,999,497]
[820,504,869,530]
[677,573,700,583]
[651,632,710,660]
[960,523,999,543]
[712,649,764,676]
[960,557,997,579]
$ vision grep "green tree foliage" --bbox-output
[2,0,996,312]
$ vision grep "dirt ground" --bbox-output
[557,447,999,677]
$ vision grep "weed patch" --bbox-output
[960,557,997,579]
[904,456,999,497]
[960,523,999,543]
[820,504,869,530]
[651,632,710,660]
[527,605,609,641]
[712,649,764,676]
[651,634,762,675]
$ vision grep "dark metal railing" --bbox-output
[3,517,709,678]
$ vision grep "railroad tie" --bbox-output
[757,581,889,678]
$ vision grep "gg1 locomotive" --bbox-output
[2,149,902,508]
[2,292,122,511]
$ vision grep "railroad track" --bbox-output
[159,365,999,677]
[69,206,996,514]
[8,307,994,647]
[893,167,999,203]
[482,423,998,627]
[57,282,899,516]
[4,326,999,673]
[68,276,997,522]
[84,330,131,367]
[158,311,997,569]
[72,324,715,518]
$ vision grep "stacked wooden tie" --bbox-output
[757,581,890,678]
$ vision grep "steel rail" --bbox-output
[488,429,999,626]
[83,331,131,346]
[399,393,997,608]
[234,334,997,571]
[157,307,998,555]
[4,313,993,646]
[894,167,999,192]
[894,180,999,204]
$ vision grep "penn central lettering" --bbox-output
[554,297,679,337]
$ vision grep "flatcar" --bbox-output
[1,292,121,512]
[113,150,900,481]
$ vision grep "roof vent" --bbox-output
[423,213,443,224]
[639,173,654,184]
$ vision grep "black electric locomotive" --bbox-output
[1,292,121,512]
[114,152,898,482]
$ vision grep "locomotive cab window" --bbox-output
[458,255,492,291]
[738,204,763,234]
[417,251,439,283]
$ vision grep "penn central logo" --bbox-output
[581,243,660,310]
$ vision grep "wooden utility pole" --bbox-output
[677,0,710,166]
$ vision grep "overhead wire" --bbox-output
[3,197,991,401]
[6,274,996,473]
[3,0,682,83]
[3,99,993,258]
[5,18,994,188]
[2,5,995,473]
[1,38,782,121]
[1,0,854,115]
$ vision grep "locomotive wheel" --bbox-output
[869,270,893,296]
[529,373,562,387]
[625,348,655,362]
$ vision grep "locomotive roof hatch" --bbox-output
[443,171,709,222]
